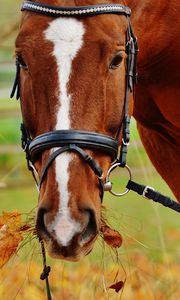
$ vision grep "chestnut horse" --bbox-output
[12,0,179,261]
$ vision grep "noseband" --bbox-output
[11,1,138,201]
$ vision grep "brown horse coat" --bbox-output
[126,0,180,199]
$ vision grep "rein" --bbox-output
[10,1,180,300]
[40,240,52,300]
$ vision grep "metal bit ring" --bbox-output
[105,163,132,197]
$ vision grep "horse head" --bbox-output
[13,0,135,261]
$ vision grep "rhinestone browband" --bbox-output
[21,1,131,17]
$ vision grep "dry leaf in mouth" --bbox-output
[101,224,123,248]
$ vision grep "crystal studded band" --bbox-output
[21,1,131,17]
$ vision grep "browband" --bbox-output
[21,1,131,17]
[29,130,119,161]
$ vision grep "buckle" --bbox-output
[142,186,154,198]
[122,138,130,146]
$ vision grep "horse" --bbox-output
[12,0,180,261]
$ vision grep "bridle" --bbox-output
[10,2,180,300]
[11,0,138,201]
[10,3,138,299]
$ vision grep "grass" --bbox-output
[0,185,37,212]
[0,0,21,61]
[0,69,15,85]
[106,173,179,252]
[0,118,21,144]
[0,98,19,111]
[0,0,20,25]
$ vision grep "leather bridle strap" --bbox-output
[21,1,131,17]
[39,144,104,200]
[40,240,52,300]
[29,130,118,162]
[118,23,138,167]
[127,180,180,213]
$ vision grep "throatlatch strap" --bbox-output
[126,180,180,213]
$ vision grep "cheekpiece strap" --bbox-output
[117,21,138,167]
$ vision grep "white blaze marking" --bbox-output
[44,18,85,246]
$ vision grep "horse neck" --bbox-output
[126,0,169,24]
[126,0,179,65]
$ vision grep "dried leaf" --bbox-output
[0,231,22,268]
[101,224,122,248]
[0,211,33,268]
[109,280,124,293]
[0,211,22,232]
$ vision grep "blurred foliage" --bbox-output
[0,0,21,62]
[0,207,179,300]
[0,231,180,300]
[0,69,15,87]
[0,118,21,145]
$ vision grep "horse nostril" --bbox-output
[80,209,97,244]
[36,208,51,238]
[37,207,98,249]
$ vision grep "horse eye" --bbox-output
[109,53,123,70]
[17,55,28,70]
